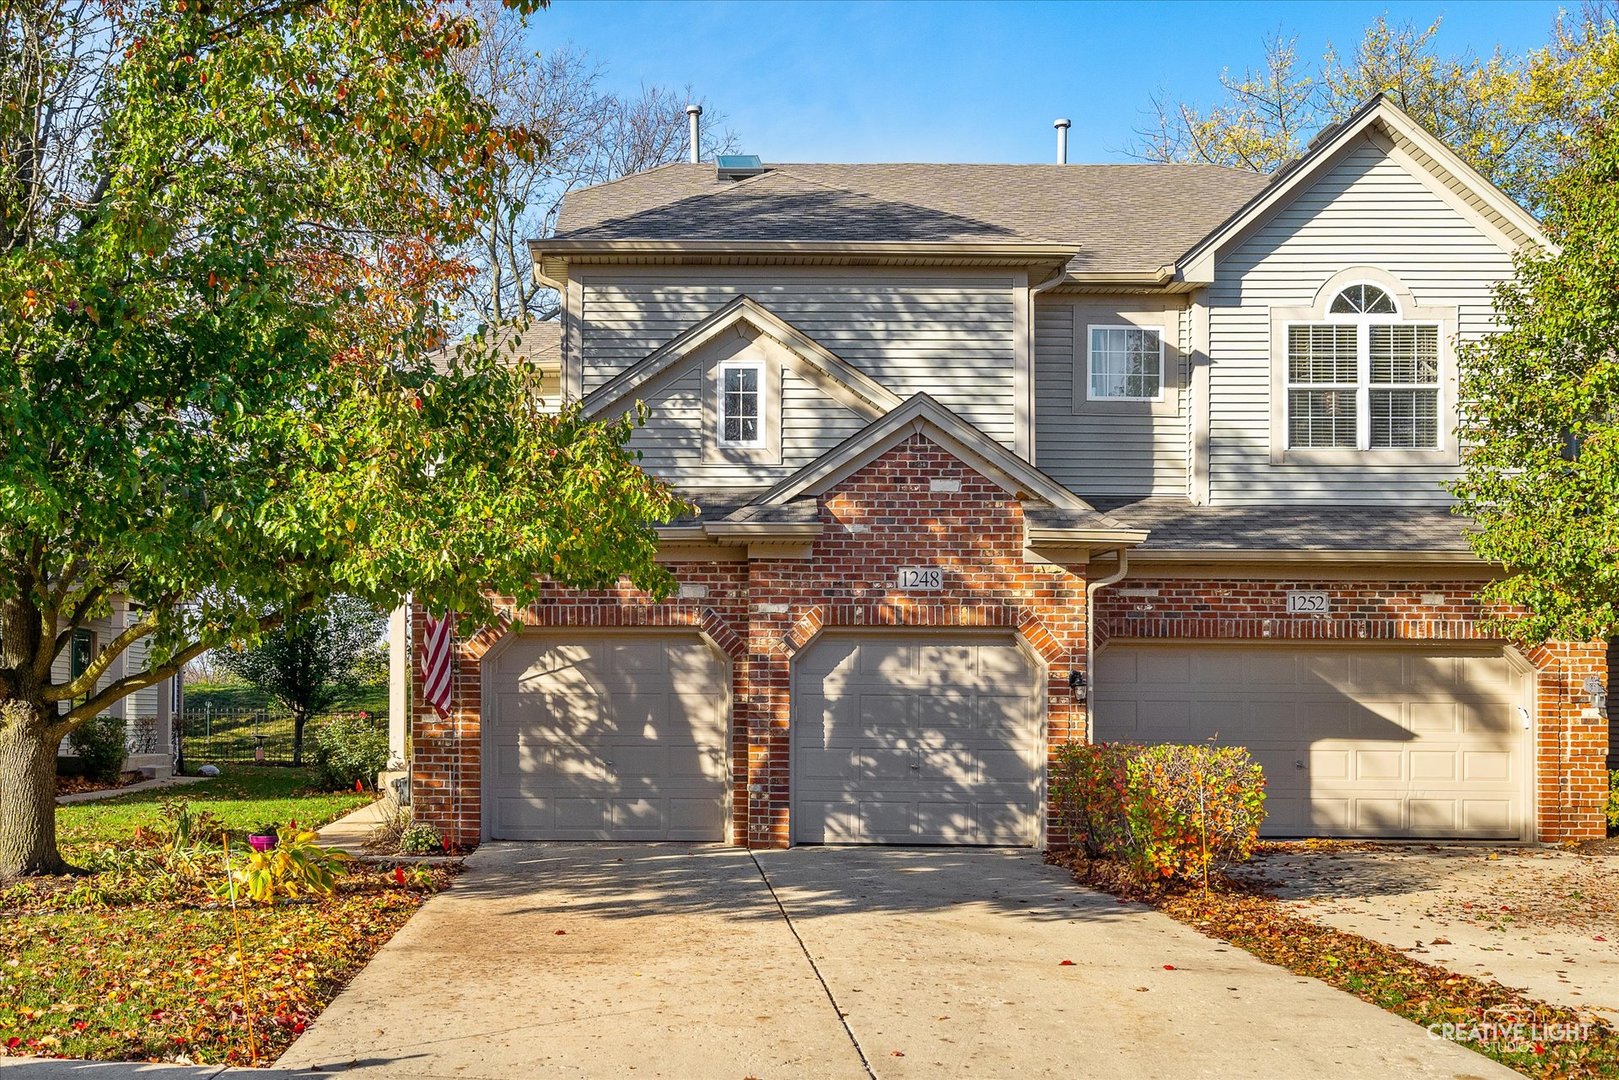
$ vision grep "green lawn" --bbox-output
[55,767,372,860]
[183,679,388,716]
[1,767,432,1066]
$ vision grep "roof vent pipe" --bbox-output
[686,104,702,164]
[1054,118,1071,165]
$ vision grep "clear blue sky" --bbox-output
[530,0,1567,163]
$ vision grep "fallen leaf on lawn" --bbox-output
[1058,960,1074,966]
[1163,964,1176,970]
[1431,937,1452,946]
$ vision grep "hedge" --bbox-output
[1051,741,1266,883]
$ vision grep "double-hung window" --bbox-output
[717,360,764,447]
[1088,326,1163,401]
[1286,284,1440,451]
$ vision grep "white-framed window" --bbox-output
[717,360,764,447]
[1087,325,1164,401]
[1285,284,1440,451]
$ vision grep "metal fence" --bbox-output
[177,706,384,766]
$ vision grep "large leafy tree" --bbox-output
[0,0,684,876]
[214,596,387,766]
[1136,8,1619,213]
[1451,110,1619,643]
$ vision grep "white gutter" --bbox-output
[1083,546,1130,743]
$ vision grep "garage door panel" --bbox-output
[486,634,728,842]
[1139,650,1194,684]
[1194,651,1246,684]
[1409,750,1458,781]
[794,634,1040,846]
[1408,798,1459,833]
[1095,644,1527,839]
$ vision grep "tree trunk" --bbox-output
[0,703,73,877]
[292,708,308,767]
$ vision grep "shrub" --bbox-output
[309,713,389,790]
[131,800,232,854]
[1051,741,1266,884]
[399,822,442,856]
[365,801,412,853]
[218,824,351,904]
[64,715,127,783]
[1607,770,1619,834]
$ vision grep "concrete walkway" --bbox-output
[54,775,208,806]
[313,798,394,854]
[271,843,1515,1079]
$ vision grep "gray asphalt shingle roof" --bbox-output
[553,162,1273,276]
[1090,497,1474,553]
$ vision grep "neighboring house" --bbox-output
[410,96,1609,849]
[56,602,183,779]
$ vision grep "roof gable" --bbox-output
[582,296,903,421]
[1179,96,1550,282]
[751,393,1093,512]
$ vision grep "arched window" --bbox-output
[1328,284,1397,315]
[1286,279,1440,451]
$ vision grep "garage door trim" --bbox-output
[1093,640,1536,842]
[788,627,1048,847]
[478,628,734,843]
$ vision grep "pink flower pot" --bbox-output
[248,834,276,853]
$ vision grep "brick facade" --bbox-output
[411,441,1609,849]
[412,434,1091,849]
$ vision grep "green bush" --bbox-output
[399,821,442,856]
[1607,770,1618,834]
[1051,741,1267,883]
[64,714,128,783]
[309,713,389,791]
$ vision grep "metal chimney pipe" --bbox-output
[686,104,703,164]
[1054,118,1071,165]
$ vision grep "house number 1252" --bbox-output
[896,566,943,591]
[1286,590,1330,614]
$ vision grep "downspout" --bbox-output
[1084,546,1130,743]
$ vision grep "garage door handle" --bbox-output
[909,763,920,770]
[1295,760,1306,769]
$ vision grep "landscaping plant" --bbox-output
[1051,742,1266,882]
[398,822,444,857]
[219,825,351,906]
[62,715,128,785]
[310,715,390,792]
[1608,770,1619,834]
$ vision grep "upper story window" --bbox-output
[717,360,764,447]
[1286,284,1439,451]
[1088,326,1164,401]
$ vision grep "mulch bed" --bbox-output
[1049,850,1619,1078]
[0,865,458,1065]
[54,772,145,798]
[1570,835,1619,857]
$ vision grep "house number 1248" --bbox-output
[896,566,943,591]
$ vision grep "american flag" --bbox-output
[419,611,456,718]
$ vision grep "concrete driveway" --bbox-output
[276,843,1514,1079]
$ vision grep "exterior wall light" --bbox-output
[1583,675,1607,717]
[1068,669,1087,703]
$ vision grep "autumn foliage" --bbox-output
[1051,742,1266,882]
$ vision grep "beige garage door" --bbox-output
[485,633,729,841]
[793,633,1043,845]
[1094,644,1530,839]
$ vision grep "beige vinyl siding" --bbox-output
[579,268,1020,449]
[1206,136,1515,505]
[1033,295,1189,497]
[626,364,871,487]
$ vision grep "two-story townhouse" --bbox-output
[409,96,1609,850]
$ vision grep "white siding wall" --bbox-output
[1033,295,1189,497]
[1206,137,1516,505]
[579,268,1020,450]
[626,363,871,488]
